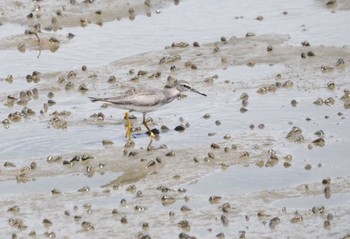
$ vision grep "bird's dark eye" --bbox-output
[183,84,191,89]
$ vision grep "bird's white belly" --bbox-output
[129,104,159,113]
[108,102,160,113]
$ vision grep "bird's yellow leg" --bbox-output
[142,113,154,149]
[124,111,132,140]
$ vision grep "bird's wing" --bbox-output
[89,87,139,103]
[119,88,166,107]
[92,88,165,107]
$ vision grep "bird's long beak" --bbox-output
[191,88,207,96]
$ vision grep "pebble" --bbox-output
[203,113,211,119]
[174,125,185,132]
[324,186,331,199]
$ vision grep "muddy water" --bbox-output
[1,0,350,238]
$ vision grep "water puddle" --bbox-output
[1,0,350,77]
[271,192,350,210]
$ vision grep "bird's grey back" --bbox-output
[90,87,169,112]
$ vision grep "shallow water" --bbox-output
[1,0,350,238]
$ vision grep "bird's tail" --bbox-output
[89,97,102,102]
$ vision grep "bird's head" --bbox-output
[175,80,207,96]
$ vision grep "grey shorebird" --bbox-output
[89,80,206,149]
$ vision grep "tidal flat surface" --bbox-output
[0,0,350,238]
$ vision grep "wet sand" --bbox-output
[1,0,350,238]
